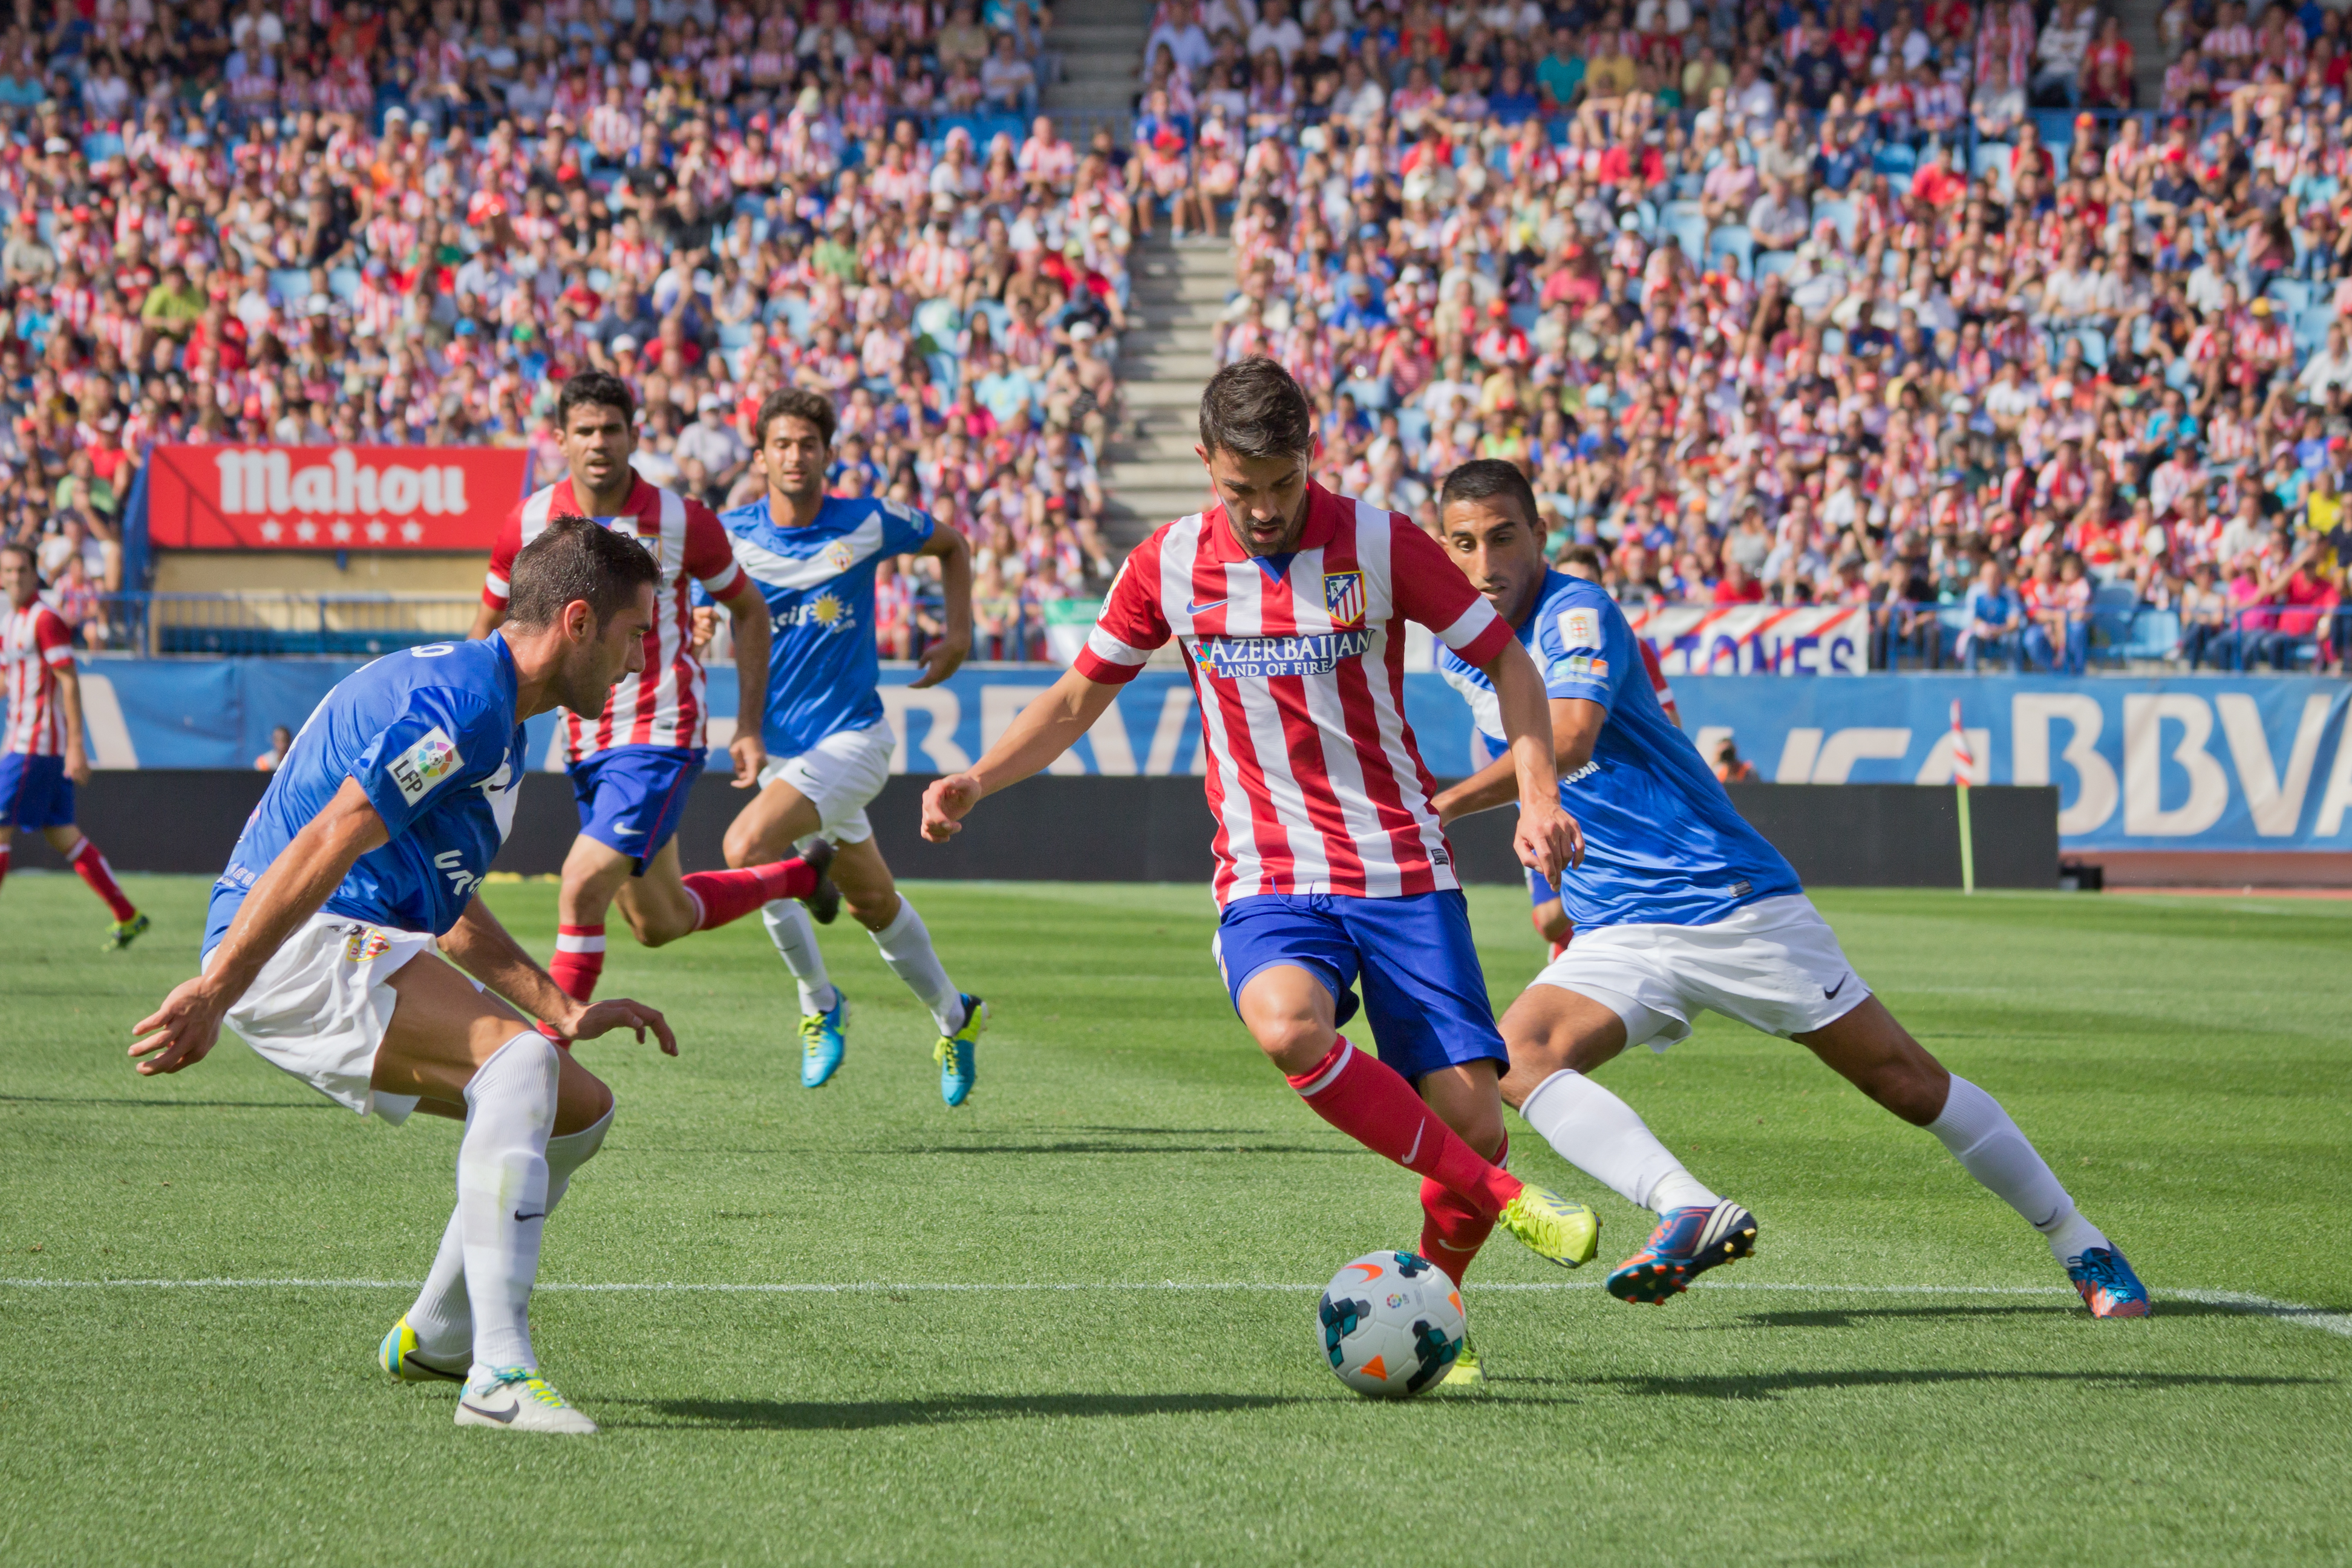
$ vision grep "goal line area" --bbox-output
[4,1276,2347,1339]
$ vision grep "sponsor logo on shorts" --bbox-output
[342,926,393,963]
[388,725,462,805]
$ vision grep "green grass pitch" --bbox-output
[3,875,2349,1565]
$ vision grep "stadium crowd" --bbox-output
[0,0,2347,669]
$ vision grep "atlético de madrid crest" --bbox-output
[1322,570,1365,629]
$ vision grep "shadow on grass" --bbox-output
[606,1391,1320,1431]
[1690,1301,2347,1330]
[1491,1368,2332,1402]
[0,1094,331,1110]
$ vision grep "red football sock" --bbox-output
[1418,1134,1506,1285]
[681,858,817,932]
[549,923,605,1002]
[0,841,11,894]
[67,837,136,922]
[1286,1039,1523,1217]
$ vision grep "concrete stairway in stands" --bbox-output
[1105,238,1229,550]
[1040,0,1147,117]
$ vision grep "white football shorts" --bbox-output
[756,722,893,850]
[205,910,437,1121]
[1529,893,1870,1050]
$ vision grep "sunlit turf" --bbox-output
[3,877,2347,1564]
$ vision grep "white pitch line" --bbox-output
[2,1276,2347,1338]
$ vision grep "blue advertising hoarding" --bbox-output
[58,658,2352,853]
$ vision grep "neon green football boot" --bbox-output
[378,1315,466,1383]
[1497,1184,1601,1269]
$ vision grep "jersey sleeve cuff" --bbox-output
[1073,627,1151,685]
[41,644,74,667]
[697,563,749,599]
[1445,603,1513,667]
[481,570,509,609]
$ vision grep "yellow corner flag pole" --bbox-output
[1951,700,1976,896]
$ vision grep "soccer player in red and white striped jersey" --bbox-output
[469,373,836,1014]
[924,361,1604,1342]
[1,543,146,947]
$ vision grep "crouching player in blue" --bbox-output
[716,388,986,1105]
[131,520,684,1436]
[1429,461,2148,1319]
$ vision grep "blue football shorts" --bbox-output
[567,745,704,874]
[0,753,74,831]
[1212,889,1508,1082]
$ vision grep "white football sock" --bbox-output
[1927,1076,2108,1264]
[762,897,838,1014]
[457,1031,560,1378]
[1518,1070,1720,1214]
[407,1105,612,1364]
[869,896,964,1034]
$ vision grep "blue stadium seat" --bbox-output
[912,296,961,344]
[1664,201,1708,263]
[1872,143,1916,177]
[328,267,362,303]
[2267,276,2313,315]
[82,131,124,163]
[1706,224,1753,279]
[716,322,756,350]
[2032,109,2075,149]
[2295,304,2336,354]
[268,269,312,306]
[1811,197,1856,247]
[1754,248,1798,281]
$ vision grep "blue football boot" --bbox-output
[933,993,985,1107]
[1606,1200,1759,1304]
[800,991,848,1088]
[2067,1246,2151,1318]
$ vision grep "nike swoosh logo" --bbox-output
[514,1210,546,1222]
[460,1398,520,1424]
[1823,976,1849,1000]
[608,826,644,838]
[1184,597,1230,615]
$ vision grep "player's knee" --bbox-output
[720,818,762,869]
[847,886,899,930]
[555,1070,614,1136]
[1250,1013,1333,1070]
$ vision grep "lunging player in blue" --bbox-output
[717,387,987,1105]
[1428,460,2149,1319]
[131,520,682,1435]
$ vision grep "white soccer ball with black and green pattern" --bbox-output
[1316,1251,1466,1399]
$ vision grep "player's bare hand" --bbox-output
[1515,798,1584,885]
[921,773,982,840]
[561,997,679,1057]
[690,606,719,654]
[64,745,92,786]
[906,633,971,690]
[129,978,227,1076]
[728,731,767,788]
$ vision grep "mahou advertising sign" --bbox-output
[145,446,534,550]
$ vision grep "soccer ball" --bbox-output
[1316,1251,1466,1399]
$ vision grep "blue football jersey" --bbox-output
[204,637,528,954]
[719,493,935,758]
[1440,570,1800,929]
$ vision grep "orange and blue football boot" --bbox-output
[2066,1246,2151,1318]
[1606,1200,1759,1305]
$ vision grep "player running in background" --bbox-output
[469,373,837,1015]
[1518,543,1679,961]
[131,520,681,1434]
[1,543,146,949]
[921,361,1602,1351]
[717,388,985,1105]
[1429,460,2149,1319]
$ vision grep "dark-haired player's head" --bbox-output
[1439,458,1549,624]
[0,541,39,608]
[755,386,837,509]
[504,515,661,716]
[1555,543,1606,581]
[1195,356,1316,557]
[557,371,638,502]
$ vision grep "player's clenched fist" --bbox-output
[921,773,984,840]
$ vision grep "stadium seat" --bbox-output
[268,269,313,307]
[1821,327,1848,356]
[2268,276,2313,315]
[1707,224,1754,279]
[1754,249,1798,282]
[1811,198,1857,247]
[716,322,756,350]
[2296,304,2336,354]
[82,131,124,163]
[2032,110,2075,149]
[913,296,962,345]
[2072,327,2108,369]
[2111,607,2181,663]
[1665,201,1708,263]
[328,268,361,303]
[1872,143,1916,178]
[1973,140,2013,178]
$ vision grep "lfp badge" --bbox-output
[1322,570,1365,629]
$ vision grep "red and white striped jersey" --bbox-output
[3,599,74,757]
[1075,483,1512,904]
[483,474,749,763]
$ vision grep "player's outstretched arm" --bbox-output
[717,579,772,786]
[438,895,679,1054]
[130,778,390,1077]
[907,524,975,690]
[1485,636,1584,884]
[921,667,1122,840]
